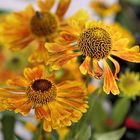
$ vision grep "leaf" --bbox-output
[74,125,91,140]
[94,127,126,140]
[112,98,130,128]
[127,0,140,5]
[1,111,16,140]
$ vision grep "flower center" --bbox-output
[30,11,58,37]
[78,27,112,60]
[26,79,57,105]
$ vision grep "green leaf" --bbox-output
[112,98,130,128]
[94,127,126,140]
[74,125,91,140]
[1,111,16,140]
[127,0,140,5]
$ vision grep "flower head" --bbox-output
[119,71,140,98]
[0,65,88,132]
[46,19,140,95]
[90,0,121,17]
[0,0,71,64]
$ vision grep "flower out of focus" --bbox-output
[119,71,140,98]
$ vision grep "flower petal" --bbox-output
[24,65,45,81]
[103,60,120,95]
[112,46,140,63]
[55,0,71,18]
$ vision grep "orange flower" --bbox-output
[0,0,71,64]
[46,20,140,95]
[0,65,88,132]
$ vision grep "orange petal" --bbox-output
[112,45,140,63]
[0,88,31,116]
[24,65,45,81]
[55,0,71,18]
[79,56,93,75]
[108,56,120,80]
[93,60,103,79]
[103,60,120,95]
[37,0,55,12]
[7,76,28,87]
[43,119,52,132]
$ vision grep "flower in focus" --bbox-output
[119,71,140,98]
[0,0,71,64]
[0,65,88,132]
[46,20,140,95]
[90,0,121,17]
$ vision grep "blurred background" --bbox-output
[0,0,140,140]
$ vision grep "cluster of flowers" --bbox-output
[0,0,140,132]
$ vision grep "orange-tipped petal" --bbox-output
[112,45,140,63]
[24,65,45,81]
[103,60,120,95]
[55,0,71,18]
[108,56,120,80]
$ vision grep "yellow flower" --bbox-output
[0,65,88,132]
[90,1,121,17]
[0,0,71,64]
[46,20,140,95]
[119,71,140,98]
[25,122,37,132]
[57,127,69,139]
[112,23,135,46]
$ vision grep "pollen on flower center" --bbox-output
[30,11,58,37]
[26,79,57,105]
[78,27,112,60]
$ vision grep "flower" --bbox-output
[90,0,121,17]
[46,20,140,95]
[24,122,37,132]
[0,0,71,64]
[0,65,88,132]
[119,71,140,98]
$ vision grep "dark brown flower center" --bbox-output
[26,79,57,105]
[32,79,52,92]
[78,27,112,60]
[30,11,58,37]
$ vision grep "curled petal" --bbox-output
[103,60,120,95]
[93,60,103,79]
[108,56,120,80]
[79,56,93,75]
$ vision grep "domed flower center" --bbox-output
[32,79,52,92]
[78,27,112,60]
[30,11,58,37]
[26,79,57,105]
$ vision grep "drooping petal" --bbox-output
[55,0,71,18]
[24,65,45,81]
[79,56,93,75]
[108,56,120,80]
[93,60,103,79]
[103,60,120,95]
[111,46,140,63]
